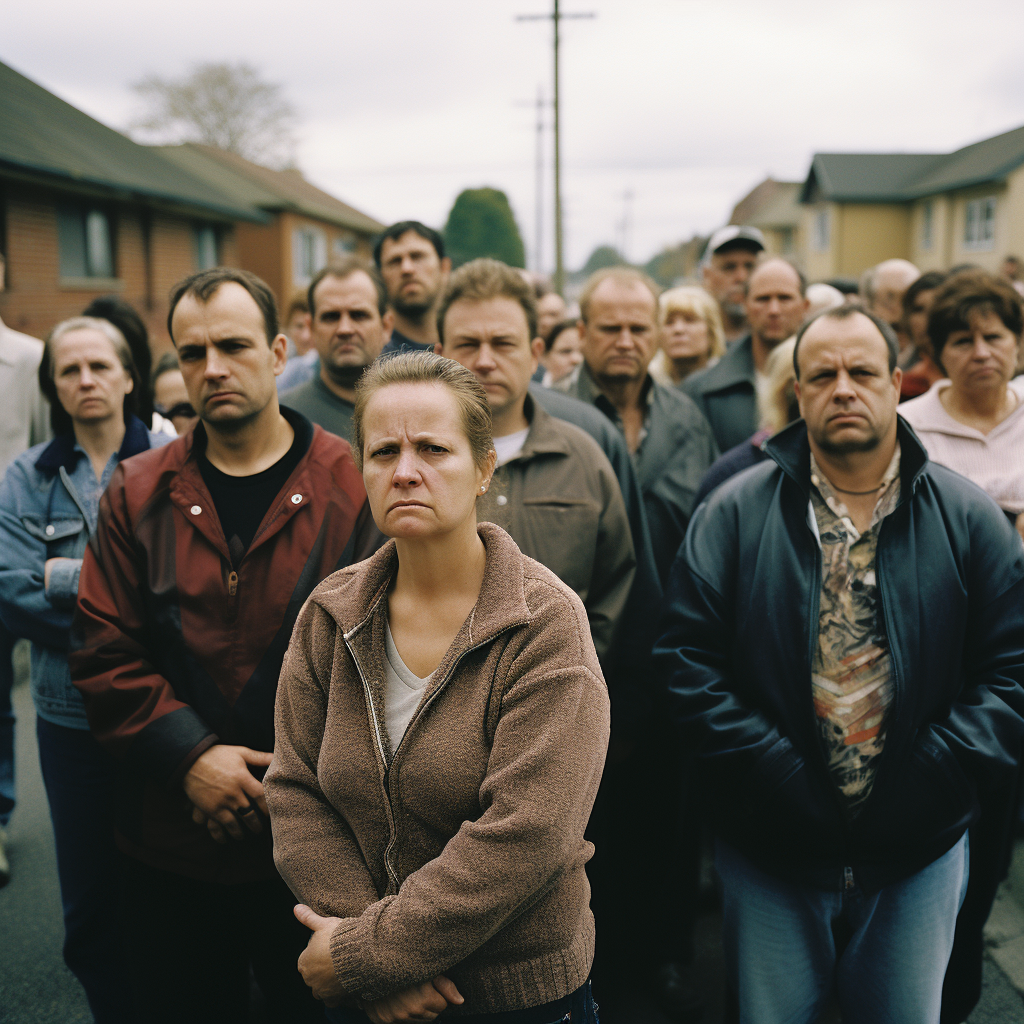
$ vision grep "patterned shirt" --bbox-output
[809,445,901,814]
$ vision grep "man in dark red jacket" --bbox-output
[70,268,377,1024]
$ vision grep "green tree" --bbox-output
[443,188,526,269]
[580,245,628,275]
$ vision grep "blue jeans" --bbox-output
[36,716,131,1024]
[325,980,599,1024]
[0,623,15,827]
[716,835,969,1024]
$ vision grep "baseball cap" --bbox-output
[703,226,766,262]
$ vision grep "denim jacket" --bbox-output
[0,416,170,728]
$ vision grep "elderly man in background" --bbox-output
[700,226,765,345]
[686,257,810,453]
[862,258,920,365]
[0,252,50,885]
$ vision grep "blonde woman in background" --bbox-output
[649,286,725,387]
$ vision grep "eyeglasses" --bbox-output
[156,401,196,421]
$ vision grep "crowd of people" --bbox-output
[0,218,1022,1024]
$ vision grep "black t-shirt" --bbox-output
[196,410,313,565]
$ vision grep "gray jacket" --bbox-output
[555,362,718,582]
[683,334,757,453]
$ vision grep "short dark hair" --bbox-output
[901,271,946,317]
[372,221,445,268]
[437,258,538,346]
[793,305,899,379]
[543,317,580,353]
[167,267,278,346]
[926,270,1024,372]
[307,258,388,319]
[151,350,180,391]
[82,295,154,425]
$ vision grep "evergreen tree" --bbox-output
[443,188,526,269]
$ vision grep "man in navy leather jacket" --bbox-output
[656,305,1024,1024]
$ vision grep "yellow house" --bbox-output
[729,178,804,264]
[798,124,1024,280]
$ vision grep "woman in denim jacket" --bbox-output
[0,316,171,1023]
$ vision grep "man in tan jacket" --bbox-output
[436,259,635,665]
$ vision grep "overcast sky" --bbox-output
[4,0,1024,273]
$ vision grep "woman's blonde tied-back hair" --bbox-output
[658,286,726,361]
[351,351,494,473]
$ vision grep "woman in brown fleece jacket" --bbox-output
[265,352,610,1024]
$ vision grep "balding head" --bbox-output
[744,258,809,356]
[864,259,920,328]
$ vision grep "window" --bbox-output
[57,206,114,279]
[813,208,830,251]
[194,225,219,270]
[963,197,996,249]
[333,234,356,257]
[292,227,327,286]
[921,201,933,250]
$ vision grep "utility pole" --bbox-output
[618,188,634,263]
[516,1,595,296]
[515,87,548,274]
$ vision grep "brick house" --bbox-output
[155,144,385,311]
[0,59,265,348]
[798,124,1024,280]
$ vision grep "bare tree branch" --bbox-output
[128,62,298,169]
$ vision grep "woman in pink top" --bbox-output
[899,271,1024,542]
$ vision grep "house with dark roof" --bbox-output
[156,144,384,310]
[0,59,267,344]
[798,124,1024,279]
[729,178,803,263]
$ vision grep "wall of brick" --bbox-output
[0,181,239,355]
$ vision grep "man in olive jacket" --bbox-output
[436,259,636,666]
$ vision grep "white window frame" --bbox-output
[292,226,328,287]
[963,196,996,250]
[57,205,115,280]
[813,208,830,252]
[332,234,356,257]
[194,225,219,270]
[920,201,933,250]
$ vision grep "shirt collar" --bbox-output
[34,414,153,476]
[810,443,902,540]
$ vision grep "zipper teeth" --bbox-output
[346,623,525,892]
[346,640,399,889]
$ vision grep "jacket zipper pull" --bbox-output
[844,866,855,892]
[227,571,238,597]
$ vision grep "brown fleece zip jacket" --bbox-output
[265,522,610,1013]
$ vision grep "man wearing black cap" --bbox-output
[700,225,765,345]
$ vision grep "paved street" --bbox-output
[1,650,1022,1023]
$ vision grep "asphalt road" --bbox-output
[1,648,1021,1024]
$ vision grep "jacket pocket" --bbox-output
[861,736,976,859]
[518,498,601,597]
[22,516,86,556]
